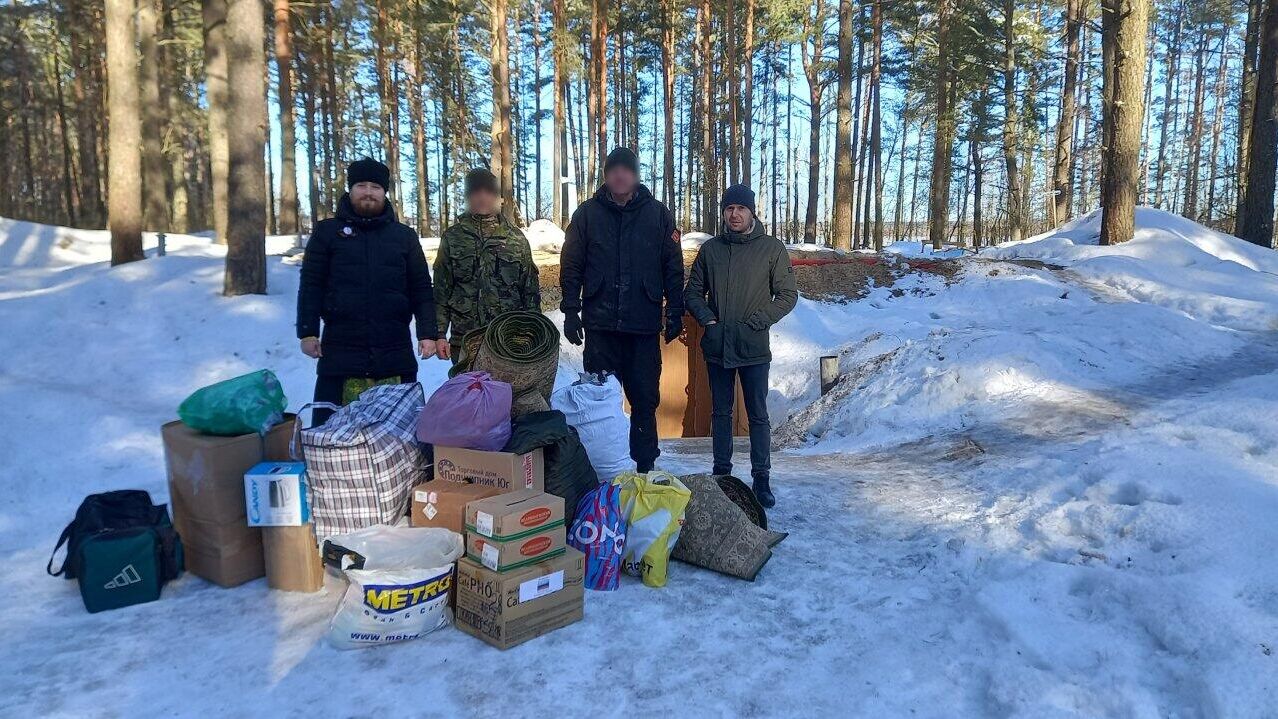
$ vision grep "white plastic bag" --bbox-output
[551,373,632,482]
[324,525,464,650]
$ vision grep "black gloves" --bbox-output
[564,310,584,345]
[664,314,683,344]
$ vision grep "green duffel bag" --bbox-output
[48,490,184,614]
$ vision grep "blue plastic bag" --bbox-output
[568,483,627,591]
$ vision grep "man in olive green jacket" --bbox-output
[433,168,541,362]
[684,184,798,507]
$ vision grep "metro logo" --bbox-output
[520,507,552,528]
[520,536,553,556]
[363,571,452,613]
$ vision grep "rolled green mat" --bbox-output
[473,311,560,417]
[447,327,487,378]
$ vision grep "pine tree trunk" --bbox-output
[591,0,609,178]
[870,0,884,251]
[700,0,717,231]
[552,0,569,223]
[138,0,167,231]
[533,0,543,218]
[1153,4,1182,208]
[222,0,268,295]
[928,0,954,250]
[1182,33,1207,220]
[726,0,740,185]
[106,0,145,264]
[1098,0,1149,245]
[408,14,430,235]
[1052,0,1082,225]
[491,0,517,214]
[1238,0,1277,247]
[660,0,676,208]
[743,0,756,186]
[203,0,230,244]
[830,0,855,249]
[1204,32,1229,221]
[274,0,298,234]
[801,0,826,243]
[1236,0,1263,225]
[1002,0,1022,242]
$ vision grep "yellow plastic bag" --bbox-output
[613,471,691,588]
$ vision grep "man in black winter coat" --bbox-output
[296,158,439,425]
[560,147,684,473]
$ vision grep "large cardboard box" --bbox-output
[161,416,295,587]
[410,481,503,534]
[435,446,544,492]
[455,547,585,650]
[244,462,310,527]
[464,490,565,571]
[262,523,324,593]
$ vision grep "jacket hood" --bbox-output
[592,182,654,213]
[336,192,398,228]
[722,218,766,245]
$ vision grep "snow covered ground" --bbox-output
[1,207,1276,717]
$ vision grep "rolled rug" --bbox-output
[473,311,560,416]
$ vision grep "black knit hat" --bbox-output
[464,168,500,197]
[721,184,756,214]
[603,146,639,176]
[347,157,391,190]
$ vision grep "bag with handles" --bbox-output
[293,383,427,540]
[48,490,184,613]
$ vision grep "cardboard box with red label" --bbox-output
[434,446,544,492]
[464,490,565,571]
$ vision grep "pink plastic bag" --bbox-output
[416,371,513,451]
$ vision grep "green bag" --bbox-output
[48,490,184,614]
[178,369,287,436]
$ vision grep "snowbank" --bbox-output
[524,218,566,252]
[984,207,1278,331]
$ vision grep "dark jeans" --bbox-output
[706,361,770,482]
[311,371,418,427]
[583,330,662,472]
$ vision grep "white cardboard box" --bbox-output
[244,462,310,527]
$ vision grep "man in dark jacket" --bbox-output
[434,168,540,363]
[296,158,439,425]
[684,184,797,507]
[560,147,684,473]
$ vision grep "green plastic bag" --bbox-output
[613,471,691,588]
[178,369,287,436]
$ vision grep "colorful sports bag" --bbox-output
[568,483,627,591]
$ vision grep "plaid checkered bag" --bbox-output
[294,383,427,539]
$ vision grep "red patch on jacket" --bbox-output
[671,229,682,245]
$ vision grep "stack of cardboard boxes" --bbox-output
[162,416,323,593]
[411,445,584,650]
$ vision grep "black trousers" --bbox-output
[706,361,771,482]
[311,371,418,427]
[583,330,661,472]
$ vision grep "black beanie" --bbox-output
[721,184,756,214]
[464,168,500,197]
[347,158,391,191]
[603,146,639,175]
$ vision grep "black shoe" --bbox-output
[753,480,776,509]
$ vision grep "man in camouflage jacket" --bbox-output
[433,168,541,362]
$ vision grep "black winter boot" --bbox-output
[752,475,775,509]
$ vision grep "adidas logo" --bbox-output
[104,564,141,590]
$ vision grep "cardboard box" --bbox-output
[464,490,566,571]
[435,446,544,493]
[455,547,585,650]
[245,462,310,527]
[262,523,325,593]
[410,481,503,533]
[161,416,295,587]
[464,489,564,540]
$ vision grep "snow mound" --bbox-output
[984,207,1278,331]
[524,219,566,252]
[681,231,712,250]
